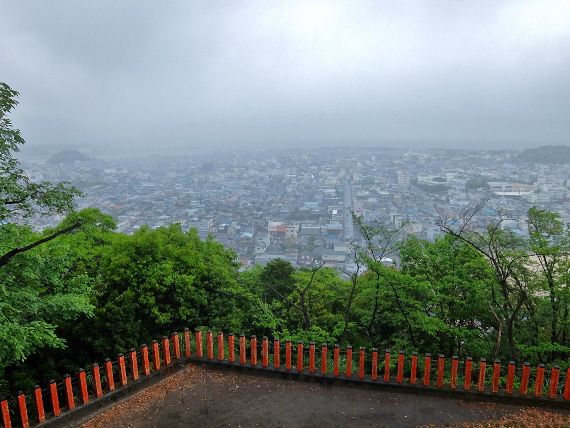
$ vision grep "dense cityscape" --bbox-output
[24,145,570,269]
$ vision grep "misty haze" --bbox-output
[1,1,570,427]
[3,1,570,154]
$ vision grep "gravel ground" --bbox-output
[78,364,570,428]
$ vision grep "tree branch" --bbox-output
[0,221,81,268]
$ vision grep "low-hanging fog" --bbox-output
[2,0,570,155]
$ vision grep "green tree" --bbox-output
[275,265,346,345]
[0,82,109,393]
[400,235,495,357]
[338,246,362,343]
[75,225,246,356]
[0,209,115,393]
[526,207,570,361]
[437,201,531,358]
[259,258,295,303]
[351,212,414,345]
[0,82,81,268]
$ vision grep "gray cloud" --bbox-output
[2,0,570,154]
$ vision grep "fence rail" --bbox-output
[2,329,569,427]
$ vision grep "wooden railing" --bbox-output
[2,329,569,427]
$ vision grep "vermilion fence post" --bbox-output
[309,342,316,373]
[218,332,225,361]
[450,356,458,389]
[321,344,328,375]
[396,351,404,383]
[410,352,417,384]
[64,374,74,410]
[384,350,391,382]
[162,336,171,365]
[423,353,431,386]
[262,336,269,368]
[206,332,213,361]
[78,369,89,404]
[17,392,29,428]
[506,361,515,394]
[34,385,45,423]
[359,347,365,380]
[173,332,181,360]
[285,340,292,370]
[141,345,150,376]
[333,344,340,377]
[92,363,103,398]
[520,362,530,396]
[437,354,445,388]
[228,334,235,363]
[195,330,203,358]
[273,338,280,369]
[184,328,191,358]
[105,359,115,392]
[560,367,568,397]
[549,366,560,399]
[464,357,472,391]
[534,364,545,397]
[251,335,258,366]
[239,335,246,365]
[118,354,127,387]
[371,348,378,381]
[477,358,486,392]
[297,342,304,372]
[152,341,160,371]
[345,346,353,378]
[1,399,11,428]
[492,360,500,393]
[49,380,60,417]
[130,349,139,381]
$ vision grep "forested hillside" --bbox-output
[518,145,570,164]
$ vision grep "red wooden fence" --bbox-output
[1,328,569,427]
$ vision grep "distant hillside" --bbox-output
[518,145,570,164]
[47,150,90,164]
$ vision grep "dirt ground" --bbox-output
[78,364,569,428]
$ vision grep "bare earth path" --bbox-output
[79,364,569,428]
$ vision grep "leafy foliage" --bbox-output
[2,210,570,394]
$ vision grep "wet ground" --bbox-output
[79,364,569,428]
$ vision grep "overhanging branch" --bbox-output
[0,221,81,268]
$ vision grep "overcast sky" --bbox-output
[2,1,570,154]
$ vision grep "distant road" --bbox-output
[343,179,354,239]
